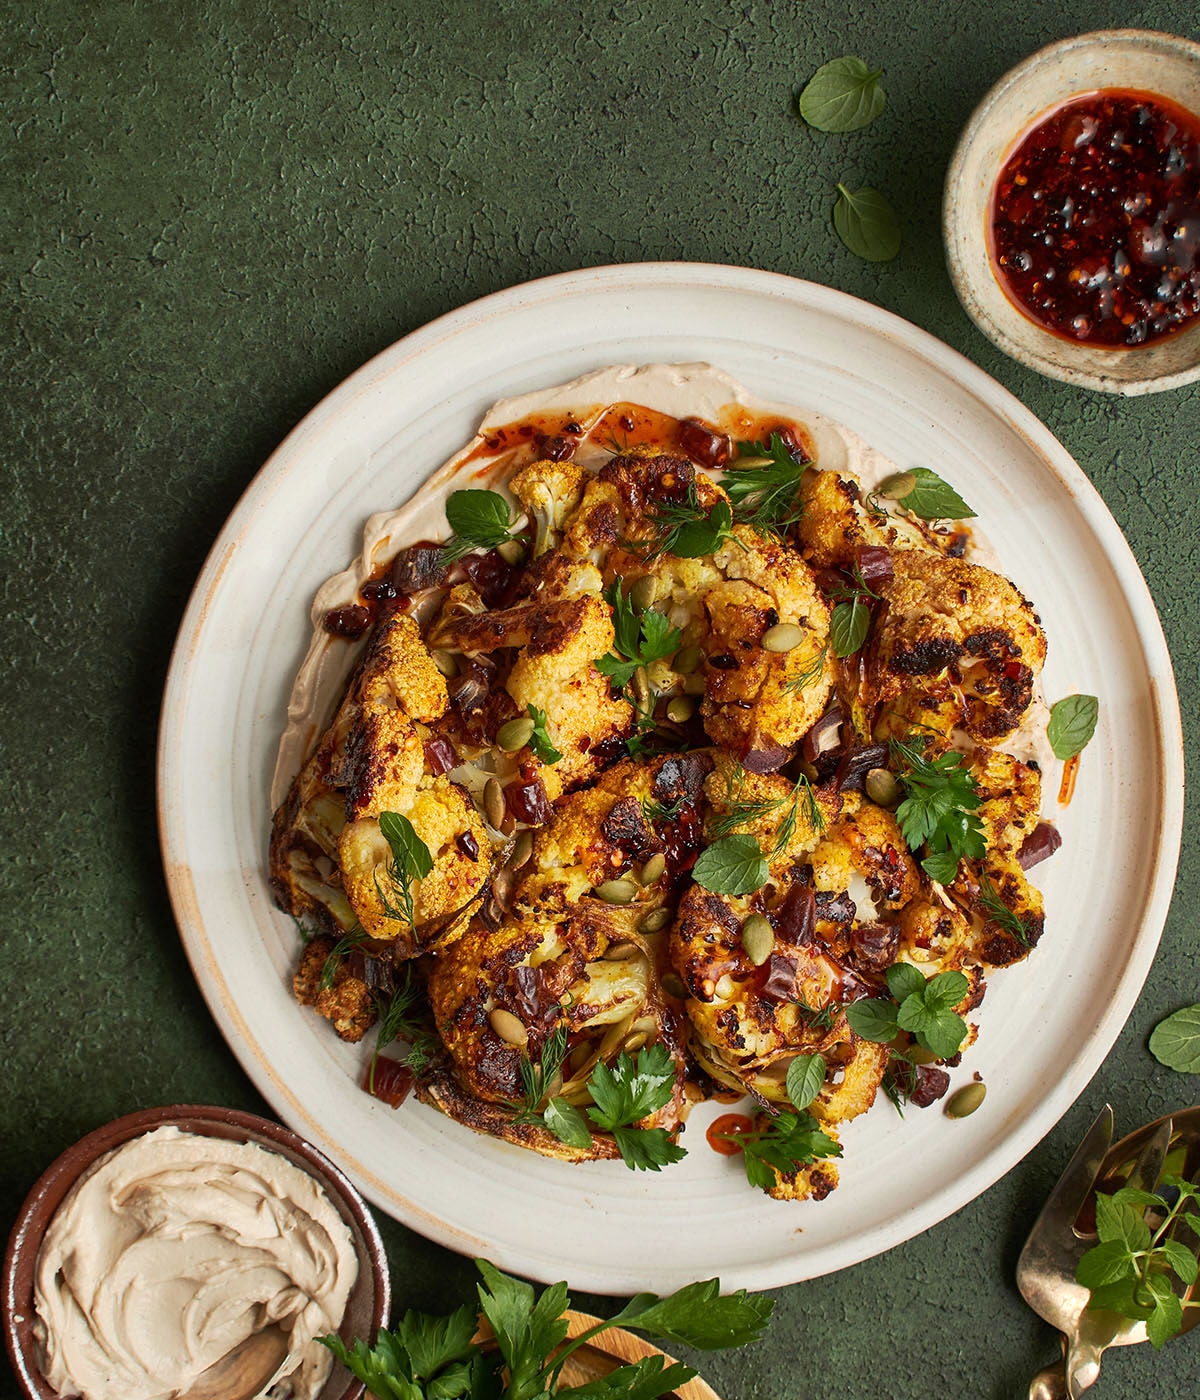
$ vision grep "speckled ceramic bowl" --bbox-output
[944,28,1200,394]
[2,1105,391,1400]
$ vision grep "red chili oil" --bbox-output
[990,89,1200,348]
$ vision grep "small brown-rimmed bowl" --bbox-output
[3,1105,391,1400]
[944,28,1200,394]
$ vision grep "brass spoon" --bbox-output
[178,1321,290,1400]
[1019,1105,1200,1399]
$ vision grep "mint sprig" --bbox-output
[845,962,969,1061]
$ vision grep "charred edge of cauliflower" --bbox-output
[293,934,376,1042]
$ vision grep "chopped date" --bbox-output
[391,543,448,594]
[506,778,553,827]
[323,604,372,639]
[910,1065,951,1108]
[773,883,816,948]
[363,1056,414,1107]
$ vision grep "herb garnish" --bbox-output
[721,434,808,536]
[439,488,522,564]
[977,878,1031,947]
[1076,1172,1200,1348]
[1047,694,1100,760]
[586,1043,686,1172]
[890,736,986,884]
[637,483,740,560]
[798,56,886,133]
[370,966,438,1091]
[596,580,682,690]
[827,563,880,658]
[642,794,686,824]
[833,183,901,262]
[526,703,562,765]
[373,811,435,928]
[845,962,970,1061]
[1150,1004,1200,1074]
[719,1053,842,1192]
[319,926,369,991]
[692,834,769,897]
[783,638,829,693]
[321,1257,774,1399]
[877,467,976,521]
[708,765,825,851]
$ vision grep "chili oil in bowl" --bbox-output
[944,28,1200,394]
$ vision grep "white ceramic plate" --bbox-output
[158,263,1183,1295]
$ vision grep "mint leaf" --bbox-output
[1047,694,1099,760]
[1076,1239,1136,1289]
[1150,1003,1200,1073]
[845,996,900,1043]
[611,1278,774,1350]
[1161,1238,1199,1286]
[1147,1289,1184,1348]
[441,489,519,562]
[833,184,901,261]
[379,811,435,880]
[830,596,870,656]
[924,969,970,1011]
[1095,1193,1153,1252]
[885,962,925,1003]
[890,467,976,521]
[692,834,769,895]
[785,1053,826,1111]
[798,56,885,133]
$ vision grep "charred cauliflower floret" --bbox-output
[426,592,633,796]
[293,934,375,1043]
[793,468,890,570]
[338,777,489,947]
[509,458,587,557]
[867,551,1046,744]
[423,896,685,1161]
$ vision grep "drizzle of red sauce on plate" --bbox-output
[707,1112,755,1156]
[990,89,1200,347]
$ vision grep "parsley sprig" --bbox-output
[719,1053,842,1192]
[586,1042,686,1171]
[322,1257,774,1399]
[596,580,682,690]
[526,703,562,764]
[721,434,808,536]
[845,962,970,1061]
[1077,1172,1200,1348]
[438,488,523,564]
[890,736,985,884]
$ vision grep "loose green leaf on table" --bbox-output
[833,184,901,261]
[1047,694,1100,760]
[1150,1004,1200,1073]
[798,56,886,132]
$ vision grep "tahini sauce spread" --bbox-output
[32,1126,358,1400]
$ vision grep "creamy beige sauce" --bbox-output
[271,361,1056,811]
[32,1126,358,1400]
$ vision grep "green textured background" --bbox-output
[3,2,1198,1396]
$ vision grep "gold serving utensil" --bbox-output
[178,1321,290,1400]
[1018,1105,1200,1398]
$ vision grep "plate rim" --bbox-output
[157,261,1185,1292]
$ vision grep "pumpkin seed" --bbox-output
[496,716,536,752]
[945,1082,987,1118]
[630,575,658,612]
[489,1007,528,1047]
[665,696,694,724]
[865,767,901,808]
[714,974,737,1001]
[639,907,672,934]
[497,538,526,565]
[594,878,639,905]
[483,777,506,830]
[741,914,775,966]
[623,1031,649,1052]
[431,649,459,678]
[673,644,704,674]
[639,853,667,886]
[761,622,806,653]
[605,940,640,961]
[632,665,652,709]
[877,471,916,501]
[509,829,533,869]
